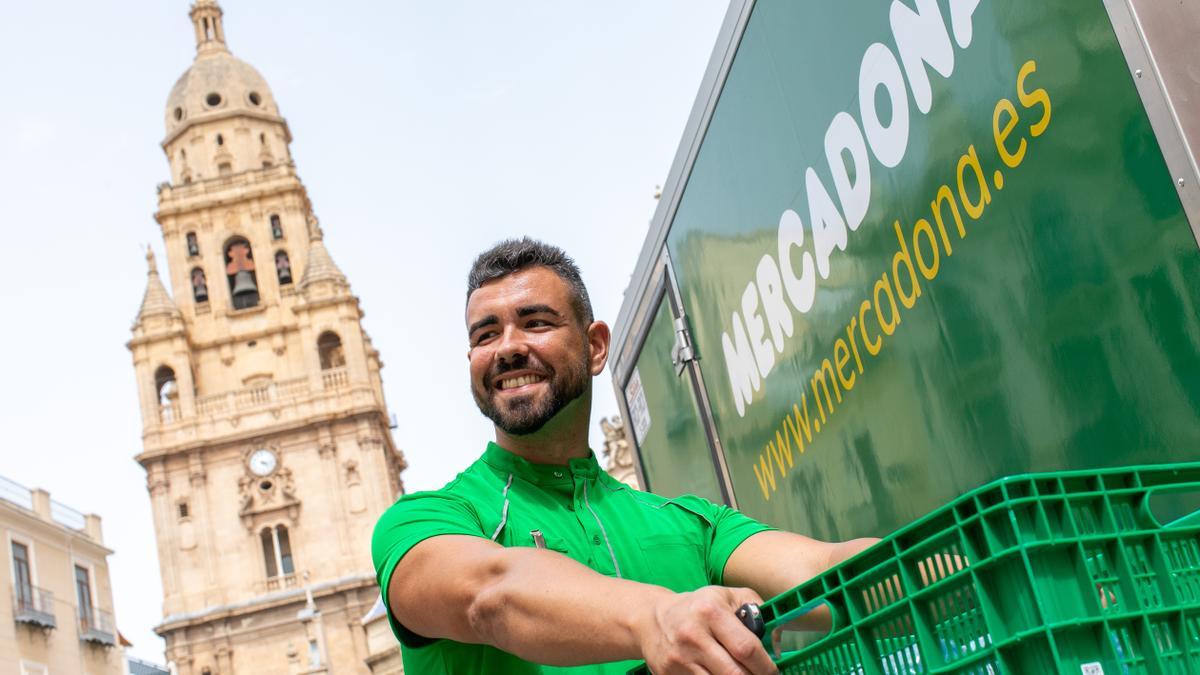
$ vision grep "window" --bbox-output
[215,133,224,146]
[12,542,32,611]
[19,662,47,675]
[186,232,199,257]
[308,639,321,667]
[218,162,232,176]
[224,238,259,309]
[178,502,189,519]
[317,332,345,370]
[260,525,295,578]
[191,267,209,302]
[270,214,283,240]
[275,251,292,285]
[260,528,277,577]
[278,527,294,574]
[75,564,94,628]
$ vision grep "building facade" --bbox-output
[128,2,407,672]
[0,476,123,675]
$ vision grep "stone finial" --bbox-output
[136,246,182,324]
[299,215,349,292]
[189,0,229,56]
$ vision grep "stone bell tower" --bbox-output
[127,2,407,672]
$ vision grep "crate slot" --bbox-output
[921,581,990,666]
[778,635,866,675]
[869,613,922,675]
[1162,535,1200,603]
[1071,497,1113,535]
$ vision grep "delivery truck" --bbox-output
[609,0,1200,544]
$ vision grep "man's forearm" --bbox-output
[725,531,878,598]
[462,546,673,666]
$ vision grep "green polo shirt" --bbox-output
[371,442,773,673]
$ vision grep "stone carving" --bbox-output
[238,465,300,530]
[600,415,640,489]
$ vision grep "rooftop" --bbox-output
[0,473,104,542]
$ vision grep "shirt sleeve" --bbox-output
[371,487,487,647]
[666,495,776,586]
[708,503,775,585]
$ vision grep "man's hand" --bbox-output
[638,585,778,675]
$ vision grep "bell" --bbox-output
[231,270,258,297]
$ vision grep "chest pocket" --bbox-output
[636,531,707,593]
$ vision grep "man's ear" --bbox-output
[586,320,611,376]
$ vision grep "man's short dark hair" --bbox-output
[467,238,594,324]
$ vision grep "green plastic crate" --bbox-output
[630,462,1200,674]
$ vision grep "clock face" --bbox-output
[249,449,277,476]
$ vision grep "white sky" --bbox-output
[0,1,729,664]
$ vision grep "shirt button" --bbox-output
[592,535,601,545]
[553,471,563,478]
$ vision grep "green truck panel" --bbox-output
[617,0,1200,541]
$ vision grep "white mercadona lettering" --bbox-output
[723,0,982,417]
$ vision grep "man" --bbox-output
[372,238,876,674]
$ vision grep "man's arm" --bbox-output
[723,531,879,630]
[388,534,778,674]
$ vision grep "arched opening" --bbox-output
[191,267,209,302]
[270,214,283,240]
[154,366,178,422]
[185,232,199,257]
[275,251,292,285]
[154,366,177,404]
[318,332,345,370]
[224,237,259,309]
[261,524,295,579]
[215,133,224,146]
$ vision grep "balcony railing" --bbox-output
[153,368,356,428]
[321,367,348,391]
[264,573,298,592]
[13,584,55,629]
[79,607,115,646]
[193,375,310,418]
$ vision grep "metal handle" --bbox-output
[735,602,765,638]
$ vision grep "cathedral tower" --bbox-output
[128,2,407,672]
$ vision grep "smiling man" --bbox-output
[372,238,875,674]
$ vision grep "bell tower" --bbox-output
[128,2,407,673]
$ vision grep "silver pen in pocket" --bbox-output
[530,529,547,550]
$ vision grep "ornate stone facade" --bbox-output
[128,3,407,672]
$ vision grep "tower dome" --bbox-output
[163,0,284,141]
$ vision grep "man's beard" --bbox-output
[473,352,589,436]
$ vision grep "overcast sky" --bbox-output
[0,0,729,664]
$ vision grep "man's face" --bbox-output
[465,267,604,436]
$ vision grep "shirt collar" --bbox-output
[482,441,601,485]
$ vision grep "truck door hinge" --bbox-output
[670,315,697,376]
